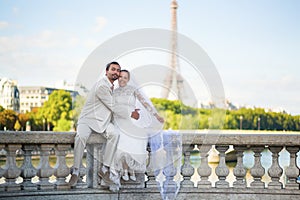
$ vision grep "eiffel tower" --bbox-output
[161,0,184,100]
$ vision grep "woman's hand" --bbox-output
[131,109,140,120]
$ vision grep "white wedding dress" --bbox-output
[110,84,160,184]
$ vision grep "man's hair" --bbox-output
[120,69,130,80]
[106,61,120,71]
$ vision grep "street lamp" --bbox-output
[258,117,261,130]
[239,116,243,130]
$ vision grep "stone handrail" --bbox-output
[0,130,300,199]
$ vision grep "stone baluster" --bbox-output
[36,144,54,190]
[215,145,229,188]
[285,146,300,189]
[233,146,247,188]
[250,146,265,188]
[20,145,37,190]
[146,135,162,189]
[162,163,177,200]
[267,146,283,189]
[145,147,161,188]
[145,167,160,189]
[180,144,194,188]
[3,144,22,191]
[0,144,5,192]
[197,145,212,188]
[162,131,181,200]
[54,144,70,190]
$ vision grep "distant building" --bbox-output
[0,78,20,112]
[19,86,79,113]
[225,99,238,110]
[54,80,75,91]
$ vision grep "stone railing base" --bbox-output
[0,188,300,200]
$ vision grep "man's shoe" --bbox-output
[69,174,79,187]
[98,170,112,184]
[99,179,110,188]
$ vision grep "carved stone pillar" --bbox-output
[197,145,212,188]
[0,144,5,192]
[233,146,247,188]
[180,144,194,188]
[3,144,22,191]
[54,144,70,190]
[250,146,265,188]
[36,144,54,190]
[20,144,37,190]
[215,145,229,188]
[267,146,283,189]
[86,144,100,189]
[285,146,300,190]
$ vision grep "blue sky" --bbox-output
[0,0,300,115]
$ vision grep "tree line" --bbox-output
[0,92,299,131]
[0,90,75,131]
[151,98,300,131]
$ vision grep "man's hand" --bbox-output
[131,109,140,120]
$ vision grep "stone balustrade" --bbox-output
[0,130,300,200]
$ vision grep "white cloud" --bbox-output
[93,16,107,32]
[0,30,82,53]
[0,29,87,87]
[0,21,9,29]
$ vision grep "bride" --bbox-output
[109,69,164,187]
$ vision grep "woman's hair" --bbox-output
[120,69,130,80]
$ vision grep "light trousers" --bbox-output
[73,123,119,169]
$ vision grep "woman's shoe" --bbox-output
[129,175,136,181]
[122,170,129,181]
[129,171,136,181]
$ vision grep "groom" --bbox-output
[69,61,140,189]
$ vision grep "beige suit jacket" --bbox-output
[78,77,114,133]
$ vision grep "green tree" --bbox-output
[29,108,43,131]
[53,113,72,131]
[0,105,4,112]
[145,98,300,131]
[18,113,30,131]
[209,108,226,129]
[38,90,72,131]
[199,114,209,129]
[223,114,238,129]
[0,108,4,130]
[0,109,17,130]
